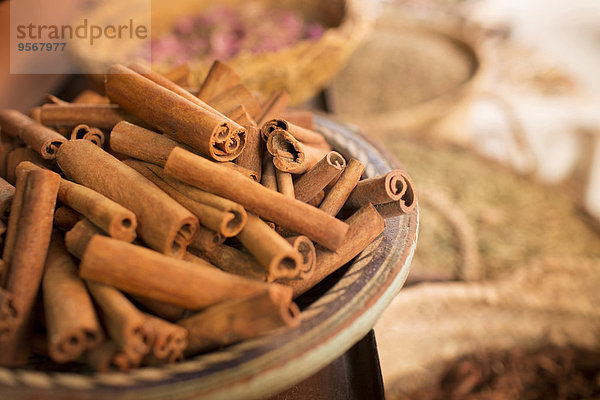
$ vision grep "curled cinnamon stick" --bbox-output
[285,236,316,280]
[0,166,60,366]
[267,129,329,174]
[87,281,154,362]
[238,214,302,281]
[39,104,129,129]
[261,119,330,149]
[164,147,349,251]
[346,169,414,208]
[85,341,138,372]
[0,109,66,159]
[285,203,386,297]
[375,188,417,218]
[56,140,198,257]
[0,287,15,335]
[70,124,104,147]
[144,314,188,363]
[178,285,299,355]
[110,121,252,179]
[197,60,241,101]
[319,159,365,216]
[294,151,346,202]
[105,64,246,162]
[43,233,103,363]
[79,235,269,310]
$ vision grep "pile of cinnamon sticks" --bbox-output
[0,61,416,371]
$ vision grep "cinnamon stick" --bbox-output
[72,90,111,104]
[39,103,129,129]
[43,233,103,363]
[105,64,246,162]
[179,286,300,355]
[0,142,17,180]
[267,129,329,174]
[85,341,138,372]
[86,281,154,362]
[189,226,225,252]
[70,124,105,147]
[257,91,290,127]
[20,160,137,242]
[79,235,269,310]
[0,166,60,366]
[232,106,262,182]
[294,151,346,202]
[65,218,104,259]
[238,214,302,281]
[280,109,314,130]
[109,121,183,166]
[260,153,277,191]
[5,146,50,185]
[144,313,188,363]
[0,109,67,159]
[162,63,190,86]
[375,190,417,218]
[347,169,414,208]
[132,296,186,322]
[308,190,326,208]
[45,93,69,105]
[198,244,267,281]
[0,287,15,335]
[197,60,241,101]
[0,177,15,221]
[56,140,198,257]
[53,206,82,231]
[285,236,316,280]
[261,119,330,149]
[129,160,248,236]
[285,204,386,297]
[206,83,261,118]
[319,159,365,216]
[276,169,295,198]
[164,147,349,251]
[110,121,252,178]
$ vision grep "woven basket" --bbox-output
[70,0,370,104]
[327,14,484,139]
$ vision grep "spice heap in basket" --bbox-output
[151,3,324,65]
[0,61,416,371]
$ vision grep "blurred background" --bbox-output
[1,0,600,398]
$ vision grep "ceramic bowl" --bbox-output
[0,113,418,400]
